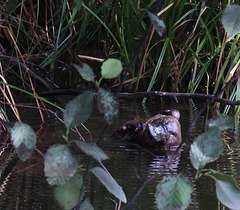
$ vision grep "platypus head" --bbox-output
[162,109,180,120]
[114,120,144,142]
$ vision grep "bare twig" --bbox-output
[0,100,85,140]
[121,173,157,210]
[77,54,105,62]
[39,89,240,106]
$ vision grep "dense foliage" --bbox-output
[0,1,240,97]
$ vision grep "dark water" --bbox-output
[0,98,239,209]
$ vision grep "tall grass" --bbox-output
[0,0,240,105]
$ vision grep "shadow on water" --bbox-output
[0,98,239,209]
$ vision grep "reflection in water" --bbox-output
[0,98,239,209]
[148,153,180,176]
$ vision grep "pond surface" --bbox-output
[0,98,239,209]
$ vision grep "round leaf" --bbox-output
[44,144,78,186]
[155,175,192,210]
[54,173,83,210]
[101,58,123,79]
[222,5,240,40]
[209,169,240,209]
[190,127,222,170]
[64,92,93,129]
[11,122,36,161]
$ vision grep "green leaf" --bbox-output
[75,140,109,163]
[101,58,123,79]
[190,127,222,170]
[44,144,78,186]
[80,198,94,210]
[91,167,127,203]
[7,0,17,13]
[73,63,95,82]
[11,122,36,161]
[206,116,234,131]
[147,11,166,37]
[97,88,119,125]
[155,175,192,210]
[64,92,94,129]
[222,5,240,41]
[54,173,83,210]
[209,169,240,209]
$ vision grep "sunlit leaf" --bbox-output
[147,11,166,37]
[91,167,127,203]
[64,92,94,129]
[222,5,240,41]
[44,144,78,186]
[206,116,234,131]
[80,198,94,210]
[54,173,83,210]
[190,127,222,170]
[155,175,192,210]
[75,140,109,163]
[11,122,36,161]
[72,63,95,82]
[101,58,123,79]
[209,169,240,209]
[97,88,119,125]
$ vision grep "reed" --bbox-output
[0,0,239,104]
